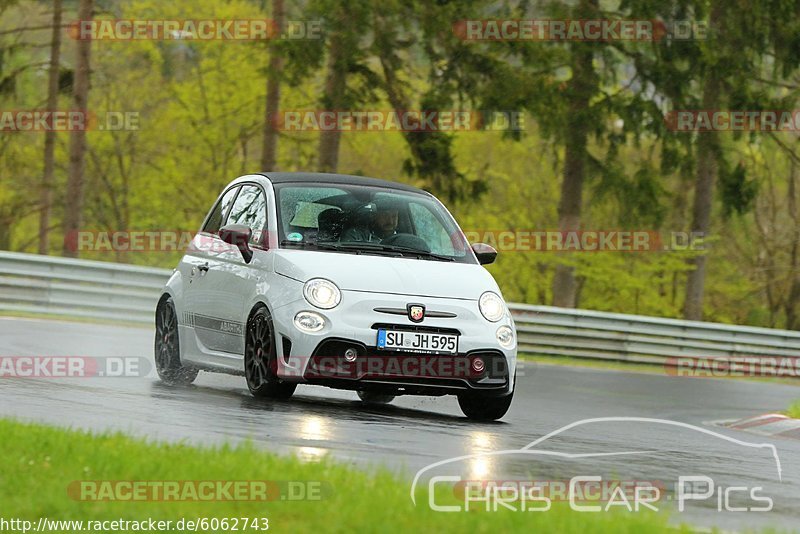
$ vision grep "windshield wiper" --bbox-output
[282,240,455,261]
[316,242,404,256]
[280,240,403,256]
[333,242,455,261]
[379,245,455,262]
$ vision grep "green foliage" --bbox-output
[718,161,758,217]
[1,0,800,328]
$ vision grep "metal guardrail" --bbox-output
[510,303,800,365]
[0,250,168,324]
[1,250,799,366]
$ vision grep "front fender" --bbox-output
[160,269,183,317]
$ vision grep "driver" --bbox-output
[341,199,399,243]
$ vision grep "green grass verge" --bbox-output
[787,400,800,419]
[0,418,681,533]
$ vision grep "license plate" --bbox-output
[376,329,458,354]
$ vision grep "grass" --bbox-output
[787,400,800,419]
[0,418,681,533]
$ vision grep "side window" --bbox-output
[202,186,239,234]
[409,203,456,255]
[226,184,268,245]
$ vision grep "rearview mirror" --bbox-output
[219,224,253,263]
[471,243,497,265]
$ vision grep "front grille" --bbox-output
[304,338,509,390]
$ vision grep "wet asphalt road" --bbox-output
[1,317,800,531]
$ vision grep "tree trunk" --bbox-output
[261,0,284,171]
[786,157,800,329]
[39,0,62,255]
[683,1,723,320]
[551,0,597,308]
[62,0,92,258]
[318,20,346,173]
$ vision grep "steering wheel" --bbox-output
[381,233,431,253]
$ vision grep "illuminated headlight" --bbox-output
[479,291,505,322]
[303,278,341,309]
[294,311,325,332]
[496,325,515,349]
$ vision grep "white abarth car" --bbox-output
[155,172,517,420]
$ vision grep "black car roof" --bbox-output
[258,172,428,195]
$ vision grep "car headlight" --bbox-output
[496,325,515,349]
[479,291,505,322]
[303,278,341,309]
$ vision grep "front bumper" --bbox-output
[271,289,517,395]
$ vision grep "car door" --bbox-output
[191,183,270,355]
[179,184,240,357]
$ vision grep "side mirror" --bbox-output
[471,243,497,265]
[219,224,253,263]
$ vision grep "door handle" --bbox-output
[198,262,209,273]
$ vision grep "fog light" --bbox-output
[496,325,515,349]
[343,347,358,362]
[471,357,485,373]
[294,311,325,332]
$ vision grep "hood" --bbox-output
[273,249,499,300]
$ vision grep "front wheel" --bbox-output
[155,297,198,385]
[457,391,513,421]
[245,306,297,399]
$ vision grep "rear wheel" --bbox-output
[245,306,296,399]
[155,297,198,385]
[357,391,395,405]
[457,391,513,421]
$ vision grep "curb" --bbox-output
[715,413,800,440]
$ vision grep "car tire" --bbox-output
[457,390,513,421]
[155,297,198,386]
[357,391,395,405]
[245,306,297,399]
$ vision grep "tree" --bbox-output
[551,0,599,307]
[370,0,490,202]
[313,0,376,173]
[260,0,284,171]
[62,0,92,258]
[317,2,348,172]
[674,0,800,319]
[682,0,723,320]
[39,0,61,254]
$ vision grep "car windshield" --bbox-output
[274,182,476,264]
